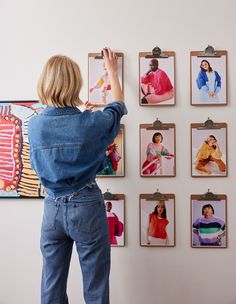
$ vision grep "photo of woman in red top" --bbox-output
[105,201,124,246]
[147,201,169,245]
[140,195,175,247]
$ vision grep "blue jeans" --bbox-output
[40,183,110,304]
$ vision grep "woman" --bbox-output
[147,201,169,245]
[105,201,123,245]
[142,132,174,175]
[196,59,221,103]
[28,48,127,304]
[195,135,226,175]
[99,142,121,175]
[89,62,111,105]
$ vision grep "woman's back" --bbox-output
[29,101,126,197]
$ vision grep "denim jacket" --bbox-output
[28,101,127,197]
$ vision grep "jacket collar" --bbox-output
[42,106,81,116]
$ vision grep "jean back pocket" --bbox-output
[42,198,60,232]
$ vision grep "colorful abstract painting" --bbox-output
[0,101,44,198]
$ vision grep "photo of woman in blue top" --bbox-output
[196,59,221,103]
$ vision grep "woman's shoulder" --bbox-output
[198,70,206,77]
[214,70,221,77]
[200,141,209,148]
[164,218,169,224]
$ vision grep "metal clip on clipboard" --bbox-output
[103,189,116,200]
[95,50,104,59]
[197,118,221,130]
[145,46,169,59]
[198,189,220,201]
[147,118,170,130]
[151,189,167,201]
[197,45,221,58]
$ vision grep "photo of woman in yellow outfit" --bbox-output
[191,125,227,177]
[195,135,226,175]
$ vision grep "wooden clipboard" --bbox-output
[190,48,227,106]
[191,120,227,177]
[191,192,227,248]
[140,121,176,177]
[97,124,125,178]
[88,52,124,107]
[140,192,175,247]
[139,50,175,106]
[103,192,125,247]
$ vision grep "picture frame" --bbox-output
[140,192,175,247]
[88,52,124,107]
[0,100,45,198]
[140,122,176,177]
[139,51,175,106]
[190,50,227,106]
[97,124,125,177]
[191,121,227,177]
[191,193,227,248]
[104,192,125,247]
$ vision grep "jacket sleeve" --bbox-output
[215,71,221,89]
[195,143,207,161]
[212,146,223,159]
[155,71,172,95]
[193,218,200,229]
[93,101,127,145]
[141,74,151,84]
[196,71,208,91]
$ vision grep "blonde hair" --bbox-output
[37,55,83,107]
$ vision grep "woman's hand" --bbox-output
[102,47,123,102]
[84,101,94,112]
[103,47,118,77]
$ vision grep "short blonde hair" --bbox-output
[37,55,83,107]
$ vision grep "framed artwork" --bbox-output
[140,122,175,177]
[104,193,125,247]
[88,52,124,107]
[140,192,175,247]
[97,124,125,177]
[191,193,227,248]
[139,51,175,106]
[190,50,227,105]
[191,121,227,177]
[0,100,45,198]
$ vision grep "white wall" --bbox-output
[1,0,236,303]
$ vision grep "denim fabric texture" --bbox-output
[41,183,110,304]
[28,101,127,197]
[28,101,127,304]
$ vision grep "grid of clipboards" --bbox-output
[90,45,229,249]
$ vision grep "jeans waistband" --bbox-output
[46,181,98,201]
[67,182,98,200]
